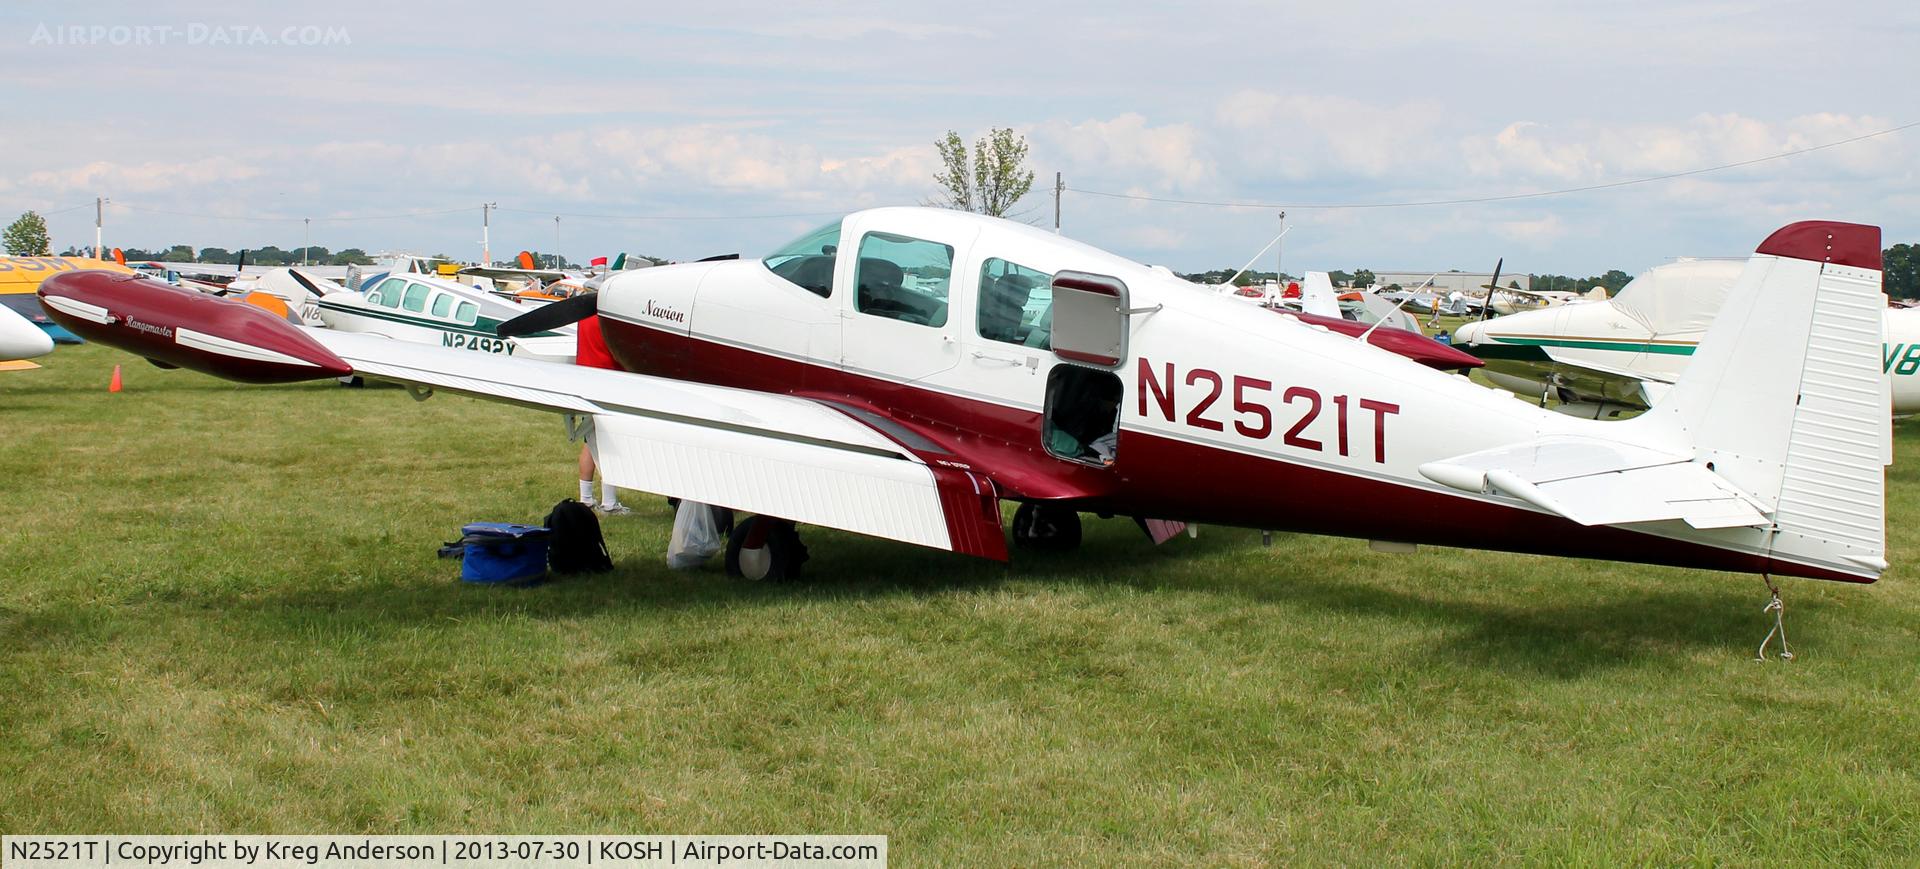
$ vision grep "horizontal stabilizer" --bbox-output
[1420,435,1769,529]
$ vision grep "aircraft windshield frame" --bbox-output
[763,220,843,270]
[762,219,843,298]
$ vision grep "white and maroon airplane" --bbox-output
[38,208,1890,584]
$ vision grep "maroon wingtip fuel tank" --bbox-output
[37,270,351,383]
[1284,310,1485,371]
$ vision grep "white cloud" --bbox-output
[25,158,264,195]
[4,0,1915,272]
[1031,114,1214,189]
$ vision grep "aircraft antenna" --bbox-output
[1357,272,1441,343]
[1219,225,1292,292]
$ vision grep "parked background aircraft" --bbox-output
[0,255,132,344]
[0,303,53,362]
[315,270,576,364]
[39,209,1889,587]
[1455,258,1920,417]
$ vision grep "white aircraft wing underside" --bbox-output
[309,329,1006,559]
[1419,435,1770,530]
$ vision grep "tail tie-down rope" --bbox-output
[1756,574,1793,662]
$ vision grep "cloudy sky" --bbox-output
[2,0,1914,276]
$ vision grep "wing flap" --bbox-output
[312,329,1008,560]
[591,411,956,552]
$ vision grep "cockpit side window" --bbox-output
[977,257,1053,346]
[372,277,407,309]
[763,219,842,298]
[855,232,952,328]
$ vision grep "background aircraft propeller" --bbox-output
[286,269,328,297]
[496,292,597,337]
[1477,258,1504,324]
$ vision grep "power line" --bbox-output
[1066,119,1920,211]
[102,202,844,224]
[112,203,475,223]
[35,202,94,217]
[491,206,845,221]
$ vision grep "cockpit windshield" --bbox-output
[763,219,842,298]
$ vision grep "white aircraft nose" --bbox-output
[1453,320,1485,345]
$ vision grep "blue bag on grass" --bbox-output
[456,522,551,585]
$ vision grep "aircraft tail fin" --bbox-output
[1632,220,1888,576]
[1300,271,1340,318]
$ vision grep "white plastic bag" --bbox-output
[667,500,725,569]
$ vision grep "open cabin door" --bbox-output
[1042,271,1137,466]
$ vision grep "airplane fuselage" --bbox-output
[586,209,1863,581]
[36,209,1884,584]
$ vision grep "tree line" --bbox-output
[53,243,378,266]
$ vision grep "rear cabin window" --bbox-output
[402,282,430,313]
[855,232,953,328]
[454,301,478,325]
[430,293,452,318]
[978,257,1053,347]
[763,219,841,298]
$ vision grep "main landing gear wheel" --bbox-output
[1011,503,1082,552]
[726,515,808,581]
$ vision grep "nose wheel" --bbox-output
[725,515,808,581]
[1011,502,1083,552]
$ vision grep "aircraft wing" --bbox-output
[311,329,1009,560]
[461,265,569,283]
[1418,435,1770,530]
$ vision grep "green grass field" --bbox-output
[4,344,1919,865]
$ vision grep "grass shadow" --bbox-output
[100,515,1792,680]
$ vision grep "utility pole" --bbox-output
[553,215,561,269]
[1053,172,1063,235]
[94,196,106,259]
[481,202,495,265]
[1275,211,1286,281]
[303,218,311,266]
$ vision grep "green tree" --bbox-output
[1885,243,1919,300]
[1350,269,1377,288]
[3,211,51,255]
[933,128,1035,217]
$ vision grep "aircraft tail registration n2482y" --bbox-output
[39,209,1890,584]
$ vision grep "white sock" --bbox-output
[601,483,621,506]
[578,479,595,503]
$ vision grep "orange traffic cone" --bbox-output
[108,364,122,393]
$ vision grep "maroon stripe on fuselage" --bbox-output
[598,315,1868,583]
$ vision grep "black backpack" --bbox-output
[543,499,614,574]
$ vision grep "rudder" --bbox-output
[1630,221,1888,577]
